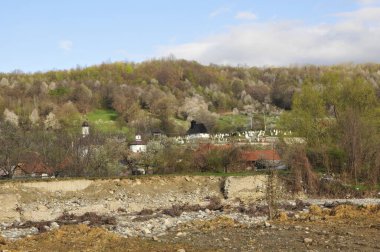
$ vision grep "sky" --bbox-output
[1,0,380,72]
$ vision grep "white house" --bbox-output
[129,134,147,153]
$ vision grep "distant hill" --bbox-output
[0,59,379,134]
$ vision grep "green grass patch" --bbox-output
[86,109,130,134]
[215,114,250,132]
[87,109,118,121]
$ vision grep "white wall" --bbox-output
[130,144,147,153]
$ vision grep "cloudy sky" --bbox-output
[1,0,380,72]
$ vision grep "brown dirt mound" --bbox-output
[0,224,191,252]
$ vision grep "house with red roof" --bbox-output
[240,149,285,170]
[12,152,54,178]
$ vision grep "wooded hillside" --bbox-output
[1,59,378,135]
[0,59,379,187]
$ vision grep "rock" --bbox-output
[152,236,159,241]
[176,232,186,237]
[163,219,173,227]
[224,176,274,200]
[205,209,211,214]
[1,227,39,239]
[50,222,59,229]
[304,238,313,244]
[142,228,151,235]
[223,237,230,241]
[37,204,48,211]
[264,221,271,228]
[177,249,186,252]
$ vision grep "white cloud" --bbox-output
[158,7,380,66]
[355,0,380,5]
[336,7,380,22]
[209,7,230,18]
[235,11,257,20]
[59,40,73,52]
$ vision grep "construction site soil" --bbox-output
[0,176,379,251]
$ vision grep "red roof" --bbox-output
[17,152,54,175]
[241,150,281,161]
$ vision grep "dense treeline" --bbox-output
[280,73,380,187]
[1,59,379,135]
[1,59,279,134]
[0,59,379,187]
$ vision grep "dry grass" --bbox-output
[181,216,243,232]
[0,224,193,252]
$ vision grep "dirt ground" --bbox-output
[1,204,379,252]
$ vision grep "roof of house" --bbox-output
[129,134,147,146]
[241,150,281,161]
[16,152,54,175]
[187,120,208,135]
[152,129,164,134]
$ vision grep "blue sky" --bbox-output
[1,0,380,72]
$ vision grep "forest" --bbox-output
[0,59,379,191]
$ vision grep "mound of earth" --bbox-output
[0,224,194,252]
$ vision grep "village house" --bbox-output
[151,129,165,139]
[129,134,147,153]
[12,152,54,178]
[240,149,284,170]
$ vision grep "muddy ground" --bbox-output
[1,204,379,252]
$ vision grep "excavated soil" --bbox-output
[1,204,380,251]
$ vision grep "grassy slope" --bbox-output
[86,109,130,134]
[86,109,279,134]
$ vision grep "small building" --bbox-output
[12,152,54,178]
[129,134,147,153]
[151,129,165,139]
[241,149,284,170]
[187,120,210,139]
